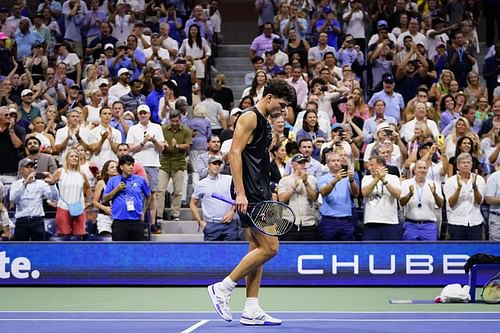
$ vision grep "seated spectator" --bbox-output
[399,159,443,240]
[30,117,55,154]
[241,69,267,103]
[270,38,289,67]
[108,68,132,103]
[263,50,283,77]
[190,156,239,241]
[368,73,405,123]
[286,28,309,69]
[249,22,280,60]
[308,32,336,69]
[9,158,58,241]
[362,99,397,144]
[361,155,401,240]
[293,101,330,138]
[447,135,482,176]
[364,123,403,169]
[444,153,485,240]
[184,5,213,40]
[296,109,328,161]
[307,77,341,119]
[400,102,439,142]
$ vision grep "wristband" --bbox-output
[382,180,388,186]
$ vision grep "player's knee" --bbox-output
[262,241,279,258]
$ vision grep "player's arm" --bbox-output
[227,111,257,213]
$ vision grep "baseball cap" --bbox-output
[291,153,308,163]
[323,5,333,14]
[137,104,150,113]
[116,41,127,49]
[69,83,80,89]
[98,78,109,87]
[376,122,391,133]
[21,89,33,97]
[174,58,186,65]
[208,156,224,164]
[104,43,114,50]
[377,20,388,30]
[117,68,131,77]
[230,108,242,117]
[382,73,395,84]
[19,158,36,168]
[436,42,446,49]
[331,123,344,131]
[264,50,273,56]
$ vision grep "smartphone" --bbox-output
[437,134,445,146]
[35,173,45,179]
[341,165,348,173]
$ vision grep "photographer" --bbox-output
[9,158,58,241]
[321,123,358,170]
[364,123,403,170]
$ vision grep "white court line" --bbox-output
[0,311,499,314]
[0,318,499,322]
[180,320,210,333]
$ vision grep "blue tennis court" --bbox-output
[1,311,499,333]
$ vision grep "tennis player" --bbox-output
[208,79,295,325]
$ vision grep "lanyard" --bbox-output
[414,179,425,208]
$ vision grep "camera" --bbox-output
[320,86,328,92]
[383,129,393,137]
[35,173,45,180]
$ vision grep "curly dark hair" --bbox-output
[262,78,296,104]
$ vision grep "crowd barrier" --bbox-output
[0,242,499,286]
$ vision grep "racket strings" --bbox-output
[251,202,295,236]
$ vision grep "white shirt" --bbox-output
[277,174,318,227]
[108,82,130,101]
[55,125,95,161]
[143,46,171,61]
[444,174,486,227]
[293,110,331,139]
[364,142,402,168]
[342,9,365,38]
[9,179,58,218]
[362,174,400,224]
[137,34,151,50]
[399,118,440,142]
[401,178,442,221]
[161,36,179,53]
[396,31,427,49]
[485,171,500,214]
[89,125,122,169]
[126,121,165,167]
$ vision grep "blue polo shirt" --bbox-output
[14,31,44,61]
[104,174,151,221]
[368,90,405,123]
[146,89,164,124]
[317,172,360,217]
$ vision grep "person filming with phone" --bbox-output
[9,158,59,241]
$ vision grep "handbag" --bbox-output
[60,192,84,217]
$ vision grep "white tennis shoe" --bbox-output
[240,308,282,326]
[207,283,232,321]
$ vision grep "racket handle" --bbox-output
[211,193,236,205]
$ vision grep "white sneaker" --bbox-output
[240,308,282,326]
[207,283,232,321]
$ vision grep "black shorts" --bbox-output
[238,203,257,229]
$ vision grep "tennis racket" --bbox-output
[211,193,295,236]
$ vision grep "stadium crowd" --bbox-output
[0,0,500,242]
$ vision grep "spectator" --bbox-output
[485,165,500,240]
[159,80,185,125]
[439,94,461,132]
[109,2,135,42]
[14,18,44,63]
[85,21,117,62]
[24,135,57,174]
[284,138,325,179]
[270,139,286,187]
[317,151,359,241]
[120,79,147,114]
[400,102,439,142]
[293,101,330,138]
[368,73,405,123]
[92,160,118,237]
[263,50,283,76]
[184,5,213,40]
[277,153,318,241]
[62,0,88,58]
[103,154,151,241]
[249,22,280,60]
[109,68,131,103]
[146,76,164,124]
[125,34,147,80]
[308,32,336,69]
[56,42,81,85]
[242,69,267,103]
[52,148,92,239]
[362,99,397,144]
[190,156,238,241]
[399,159,444,240]
[54,108,94,161]
[280,3,308,41]
[396,17,426,50]
[447,135,482,176]
[255,0,279,31]
[444,153,486,240]
[159,23,179,59]
[361,155,401,240]
[178,24,211,87]
[188,104,212,185]
[0,179,10,240]
[170,58,194,106]
[213,74,234,111]
[482,44,500,102]
[126,104,165,229]
[200,134,224,178]
[9,158,58,241]
[0,105,24,184]
[464,70,488,105]
[296,109,328,161]
[286,28,309,69]
[395,45,429,105]
[89,106,122,170]
[448,31,476,89]
[342,1,369,53]
[144,32,171,71]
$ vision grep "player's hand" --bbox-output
[235,193,248,214]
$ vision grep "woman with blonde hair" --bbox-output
[81,64,100,99]
[188,104,212,186]
[213,73,234,111]
[51,149,92,239]
[44,105,65,138]
[82,89,101,128]
[444,117,472,159]
[430,69,454,102]
[464,70,487,105]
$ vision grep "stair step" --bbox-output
[163,207,194,220]
[218,44,251,57]
[150,233,204,242]
[159,220,199,233]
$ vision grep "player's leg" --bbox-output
[239,228,282,326]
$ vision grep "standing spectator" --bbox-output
[103,154,151,241]
[54,108,94,161]
[109,2,135,43]
[269,38,289,67]
[56,42,81,85]
[399,160,444,240]
[110,101,133,143]
[277,153,318,241]
[178,24,211,87]
[159,23,179,59]
[170,58,194,106]
[396,17,426,50]
[213,74,234,111]
[395,46,429,105]
[84,0,107,46]
[448,31,476,89]
[143,32,171,71]
[9,158,58,241]
[317,151,359,241]
[85,22,118,62]
[280,3,308,41]
[484,0,500,47]
[92,160,118,236]
[62,0,88,58]
[108,68,131,103]
[315,6,341,49]
[286,28,309,69]
[190,156,238,241]
[285,65,308,108]
[255,0,279,31]
[361,155,401,240]
[444,153,486,240]
[296,109,328,161]
[198,86,226,136]
[342,1,369,54]
[485,166,500,240]
[368,73,405,123]
[188,104,212,186]
[52,148,92,239]
[19,89,41,125]
[24,135,57,174]
[0,106,25,185]
[400,101,439,142]
[184,5,213,40]
[158,110,192,221]
[14,18,44,62]
[199,135,224,179]
[308,32,336,69]
[126,104,165,229]
[120,79,147,114]
[249,22,280,59]
[89,106,121,170]
[284,138,325,179]
[483,43,500,102]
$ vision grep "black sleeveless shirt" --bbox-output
[236,106,273,202]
